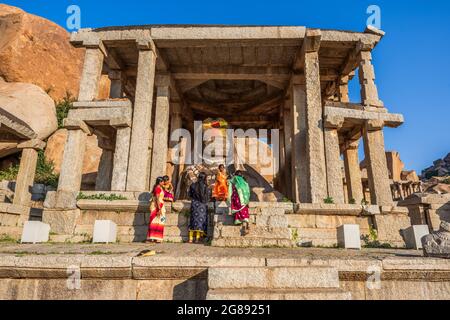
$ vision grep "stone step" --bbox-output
[216,225,291,239]
[206,288,351,300]
[211,237,293,248]
[208,266,340,289]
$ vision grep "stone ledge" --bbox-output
[293,203,364,215]
[77,200,149,212]
[0,203,29,215]
[72,99,132,109]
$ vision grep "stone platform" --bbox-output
[0,243,448,300]
[28,199,413,248]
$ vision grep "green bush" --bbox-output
[35,150,59,188]
[0,165,19,182]
[0,151,59,188]
[443,177,450,185]
[56,93,75,128]
[324,197,334,204]
[77,192,128,201]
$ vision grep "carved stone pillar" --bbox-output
[150,75,171,186]
[78,40,105,102]
[324,116,345,204]
[343,141,364,204]
[126,40,156,191]
[363,120,393,206]
[357,41,384,108]
[111,126,131,192]
[13,140,45,206]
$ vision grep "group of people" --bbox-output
[146,165,251,244]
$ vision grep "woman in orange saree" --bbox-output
[213,164,228,201]
[147,177,166,243]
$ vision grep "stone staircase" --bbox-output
[206,266,351,300]
[211,202,294,248]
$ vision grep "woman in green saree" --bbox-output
[228,170,251,234]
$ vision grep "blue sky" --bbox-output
[3,0,449,173]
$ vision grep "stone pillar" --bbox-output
[126,41,156,191]
[290,82,307,203]
[109,70,123,99]
[78,42,105,102]
[343,141,364,204]
[95,149,113,191]
[150,76,171,186]
[357,41,384,108]
[167,102,183,186]
[290,30,327,204]
[324,116,345,204]
[282,98,293,200]
[338,75,350,103]
[111,126,131,191]
[363,120,393,206]
[13,140,45,206]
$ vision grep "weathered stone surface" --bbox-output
[0,82,57,142]
[207,288,351,300]
[208,266,339,289]
[373,214,411,247]
[422,221,450,259]
[363,123,394,206]
[12,148,38,206]
[126,48,156,191]
[44,129,102,186]
[42,209,81,235]
[0,5,84,101]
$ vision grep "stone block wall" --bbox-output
[44,202,195,243]
[287,214,372,247]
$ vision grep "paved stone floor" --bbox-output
[0,242,424,260]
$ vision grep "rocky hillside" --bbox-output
[422,153,450,179]
[421,153,450,194]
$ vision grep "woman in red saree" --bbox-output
[147,177,166,243]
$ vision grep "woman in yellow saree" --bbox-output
[213,164,228,201]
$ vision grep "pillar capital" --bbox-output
[346,140,360,150]
[82,36,107,56]
[356,39,375,53]
[155,74,171,87]
[17,139,46,151]
[324,115,345,129]
[63,119,93,135]
[304,29,322,52]
[136,37,156,52]
[365,119,385,131]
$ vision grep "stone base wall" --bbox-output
[43,202,196,243]
[401,194,450,231]
[0,255,448,300]
[287,214,372,247]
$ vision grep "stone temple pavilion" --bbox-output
[5,25,414,246]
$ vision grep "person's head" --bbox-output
[218,164,225,172]
[234,170,243,177]
[162,175,170,184]
[153,177,164,193]
[198,172,207,183]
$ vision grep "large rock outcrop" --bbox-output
[44,129,102,187]
[0,4,84,101]
[422,153,450,179]
[0,81,57,152]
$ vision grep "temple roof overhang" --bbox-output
[70,25,386,127]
